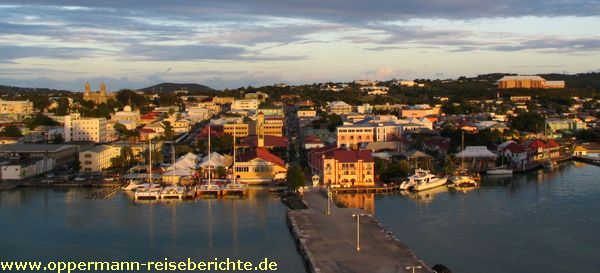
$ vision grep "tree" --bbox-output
[0,125,22,137]
[216,166,227,178]
[510,112,545,133]
[162,121,174,139]
[24,113,59,129]
[286,164,305,191]
[51,133,64,144]
[327,114,343,132]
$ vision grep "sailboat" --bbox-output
[160,142,187,200]
[223,125,248,197]
[135,138,161,200]
[196,125,222,197]
[450,131,479,186]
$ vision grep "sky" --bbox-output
[0,1,599,91]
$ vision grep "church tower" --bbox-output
[84,82,91,95]
[100,82,107,95]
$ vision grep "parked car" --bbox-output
[74,177,85,181]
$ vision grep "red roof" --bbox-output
[238,135,288,148]
[329,150,374,163]
[504,142,527,153]
[238,147,285,167]
[138,128,156,134]
[546,139,560,148]
[529,140,547,149]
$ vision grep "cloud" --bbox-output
[0,45,101,63]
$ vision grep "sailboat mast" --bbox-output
[172,142,176,186]
[233,125,236,185]
[208,125,211,186]
[148,138,152,184]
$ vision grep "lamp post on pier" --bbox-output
[352,213,365,251]
[406,265,422,273]
[326,189,332,215]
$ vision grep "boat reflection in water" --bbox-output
[334,193,376,214]
[400,186,450,204]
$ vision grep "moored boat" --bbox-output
[486,166,513,175]
[400,169,448,191]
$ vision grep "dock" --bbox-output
[573,155,600,167]
[288,190,434,273]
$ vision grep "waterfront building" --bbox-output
[1,158,54,180]
[456,146,498,172]
[79,145,121,173]
[326,101,352,115]
[233,147,287,184]
[82,82,116,104]
[574,146,587,156]
[0,144,78,167]
[501,142,529,168]
[64,113,108,143]
[497,75,565,89]
[321,149,375,187]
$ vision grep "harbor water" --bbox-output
[339,162,600,273]
[0,188,306,273]
[1,161,599,273]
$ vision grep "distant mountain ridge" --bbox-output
[0,85,72,94]
[138,82,214,94]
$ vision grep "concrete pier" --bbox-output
[288,190,434,273]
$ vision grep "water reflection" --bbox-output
[335,193,376,214]
[0,188,305,273]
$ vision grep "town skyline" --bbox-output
[1,1,599,90]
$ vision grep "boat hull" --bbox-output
[412,177,448,191]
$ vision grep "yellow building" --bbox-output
[212,97,235,104]
[0,99,34,115]
[224,123,250,137]
[223,112,283,137]
[79,145,121,173]
[322,150,375,187]
[337,125,375,149]
[497,76,565,89]
[234,147,287,184]
[83,82,116,104]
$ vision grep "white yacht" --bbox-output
[400,169,448,191]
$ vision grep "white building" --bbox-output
[1,158,55,180]
[0,99,34,115]
[111,105,141,129]
[64,113,108,143]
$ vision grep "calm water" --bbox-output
[370,162,600,273]
[2,163,599,273]
[0,189,305,273]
